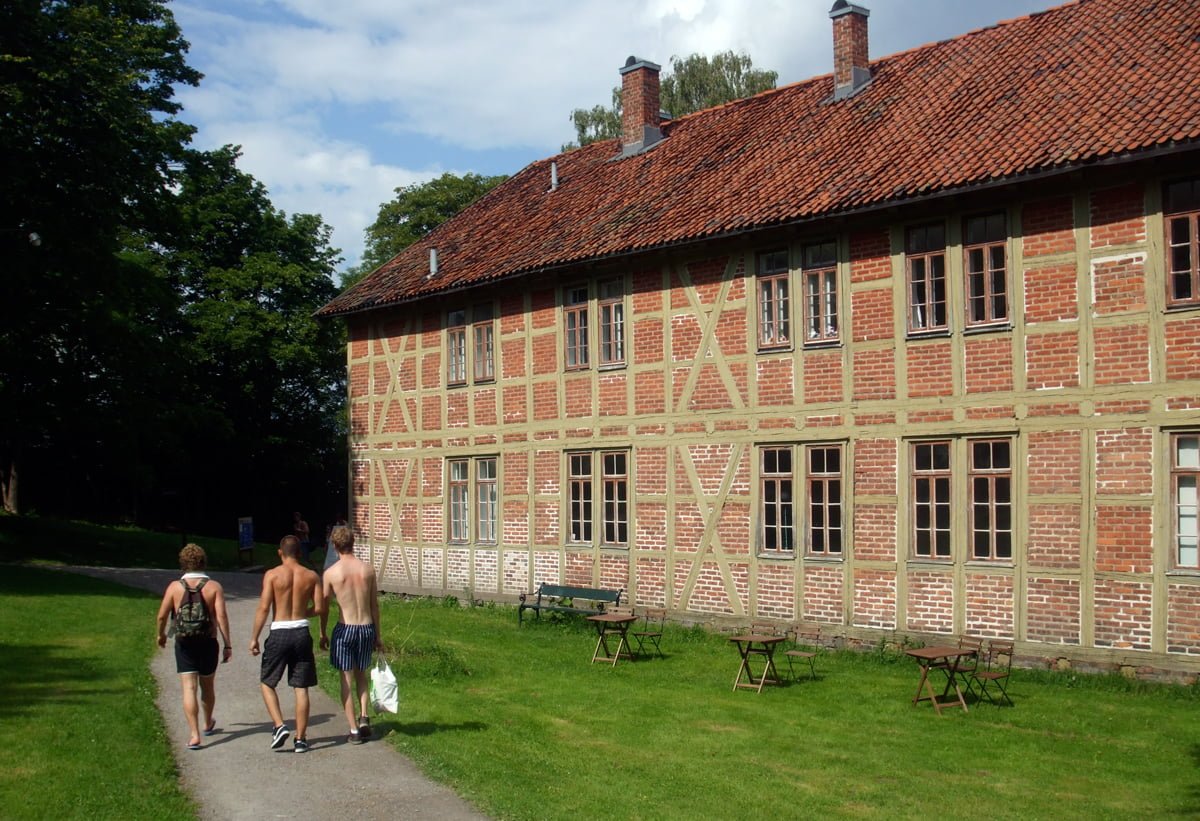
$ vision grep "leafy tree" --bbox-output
[564,50,778,149]
[346,171,508,287]
[0,0,200,514]
[159,146,346,533]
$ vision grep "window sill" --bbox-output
[802,554,844,563]
[802,339,842,350]
[757,551,796,561]
[905,329,952,341]
[1166,302,1200,314]
[598,362,627,372]
[905,558,953,567]
[756,344,794,355]
[1166,569,1200,579]
[963,322,1012,336]
[965,560,1015,570]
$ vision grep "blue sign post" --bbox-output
[238,517,254,565]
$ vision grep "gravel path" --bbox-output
[65,566,489,821]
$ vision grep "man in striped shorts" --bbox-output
[319,526,385,744]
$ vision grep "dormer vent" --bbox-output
[830,1,871,100]
[429,247,438,278]
[550,161,559,192]
[618,56,663,157]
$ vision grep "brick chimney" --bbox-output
[619,56,663,156]
[830,1,871,100]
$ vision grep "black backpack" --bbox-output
[176,579,211,639]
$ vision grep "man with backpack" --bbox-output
[156,543,233,751]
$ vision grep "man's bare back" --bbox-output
[323,553,378,626]
[263,561,321,621]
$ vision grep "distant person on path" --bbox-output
[250,535,324,753]
[293,511,311,564]
[320,525,385,744]
[156,544,233,751]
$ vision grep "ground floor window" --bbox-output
[759,443,843,556]
[447,456,497,544]
[1173,433,1200,569]
[909,437,1012,561]
[567,449,629,547]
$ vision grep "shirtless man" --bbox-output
[250,535,324,753]
[319,526,385,744]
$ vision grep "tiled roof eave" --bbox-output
[318,137,1200,320]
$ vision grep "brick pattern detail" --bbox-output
[1022,197,1074,258]
[803,348,843,403]
[446,548,470,592]
[1165,315,1200,382]
[1095,427,1153,496]
[964,574,1014,637]
[849,230,890,283]
[1026,430,1082,495]
[1094,504,1153,573]
[756,562,795,620]
[964,336,1013,393]
[635,558,667,607]
[621,63,659,146]
[1026,331,1079,389]
[906,570,954,634]
[803,565,844,624]
[906,341,954,398]
[832,7,869,89]
[1024,264,1078,323]
[1089,183,1146,249]
[421,548,445,589]
[853,569,897,629]
[1166,584,1200,656]
[1093,323,1150,385]
[854,504,898,562]
[599,554,629,592]
[1093,579,1152,650]
[689,563,736,615]
[1092,255,1146,315]
[1026,503,1082,569]
[853,348,897,400]
[851,288,893,342]
[1026,577,1081,645]
[854,438,897,495]
[756,357,795,407]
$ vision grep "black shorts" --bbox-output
[260,626,317,688]
[175,636,219,676]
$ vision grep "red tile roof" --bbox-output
[318,0,1200,317]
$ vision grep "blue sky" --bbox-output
[172,0,1052,274]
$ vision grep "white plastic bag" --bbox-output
[369,658,399,714]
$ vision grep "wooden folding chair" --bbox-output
[784,624,822,681]
[972,639,1014,706]
[632,607,666,659]
[750,620,781,637]
[951,635,984,699]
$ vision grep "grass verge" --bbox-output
[0,565,194,820]
[316,595,1200,820]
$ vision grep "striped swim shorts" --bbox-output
[330,622,376,671]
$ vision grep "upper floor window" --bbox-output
[446,303,495,386]
[567,449,629,547]
[963,213,1009,327]
[759,443,844,556]
[1172,433,1200,569]
[757,249,791,349]
[906,223,947,333]
[447,456,497,544]
[1166,178,1200,309]
[598,278,625,367]
[803,241,839,344]
[564,286,589,370]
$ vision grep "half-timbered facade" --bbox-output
[319,0,1200,674]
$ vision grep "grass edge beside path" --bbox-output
[0,564,196,821]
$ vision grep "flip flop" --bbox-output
[187,739,202,750]
[203,719,217,736]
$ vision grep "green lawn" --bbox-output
[0,565,194,820]
[0,514,284,570]
[322,597,1200,820]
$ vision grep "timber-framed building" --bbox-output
[319,0,1200,675]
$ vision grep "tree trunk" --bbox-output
[2,452,19,515]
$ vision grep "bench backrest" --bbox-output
[537,583,621,604]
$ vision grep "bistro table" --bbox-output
[728,633,787,693]
[905,645,975,714]
[587,612,640,666]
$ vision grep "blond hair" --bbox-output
[179,543,207,572]
[331,525,355,554]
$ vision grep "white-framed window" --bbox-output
[1166,178,1200,309]
[447,456,497,544]
[802,241,839,344]
[1172,433,1200,569]
[446,302,495,386]
[757,249,791,349]
[759,443,844,556]
[906,222,947,333]
[963,212,1009,327]
[567,449,629,547]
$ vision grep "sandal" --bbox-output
[203,718,217,736]
[187,739,202,750]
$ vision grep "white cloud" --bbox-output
[171,0,1048,271]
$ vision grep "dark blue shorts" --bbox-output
[260,626,317,688]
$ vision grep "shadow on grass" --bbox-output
[0,562,153,599]
[0,642,114,719]
[374,719,488,739]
